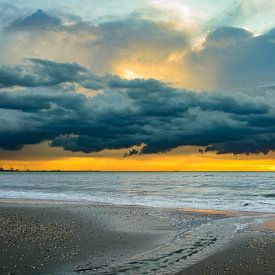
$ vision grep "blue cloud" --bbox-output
[188,27,275,89]
[9,9,61,31]
[0,59,274,155]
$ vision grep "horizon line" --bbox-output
[1,169,275,173]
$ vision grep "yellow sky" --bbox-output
[2,144,275,171]
[2,155,275,171]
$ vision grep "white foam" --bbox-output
[234,223,249,232]
[1,190,275,213]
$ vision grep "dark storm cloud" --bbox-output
[0,59,275,155]
[0,58,104,90]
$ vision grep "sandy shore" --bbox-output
[0,201,211,275]
[179,231,275,275]
[1,201,275,274]
[0,202,177,274]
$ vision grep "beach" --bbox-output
[0,201,178,274]
[1,0,275,272]
[1,200,274,274]
[180,232,275,275]
[1,172,275,274]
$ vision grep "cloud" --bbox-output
[206,26,252,44]
[0,58,104,89]
[1,9,275,157]
[85,18,189,75]
[187,26,275,90]
[123,148,140,157]
[5,8,275,92]
[1,4,275,92]
[0,8,189,82]
[0,59,275,156]
[9,9,61,31]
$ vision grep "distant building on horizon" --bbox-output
[0,165,19,172]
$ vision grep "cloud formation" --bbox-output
[0,58,103,89]
[0,59,275,156]
[0,9,189,83]
[187,26,275,89]
[1,6,275,160]
[2,8,275,91]
[9,9,61,31]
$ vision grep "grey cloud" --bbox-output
[2,8,275,93]
[1,9,189,77]
[206,26,252,44]
[188,26,275,90]
[5,8,97,34]
[86,18,189,73]
[97,18,188,51]
[0,59,275,156]
[0,58,104,90]
[8,9,61,31]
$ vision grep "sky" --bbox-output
[1,0,275,171]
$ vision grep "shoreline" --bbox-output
[1,171,275,173]
[0,197,273,216]
[0,200,274,274]
[0,201,225,274]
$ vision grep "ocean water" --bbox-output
[0,172,275,213]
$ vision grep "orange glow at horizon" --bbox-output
[2,153,275,171]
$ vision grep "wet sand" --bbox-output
[1,201,274,274]
[179,227,275,275]
[0,201,218,274]
[178,232,275,275]
[0,202,179,274]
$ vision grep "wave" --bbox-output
[1,190,275,213]
[263,194,275,198]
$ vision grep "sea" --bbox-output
[0,171,275,213]
[1,171,275,274]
